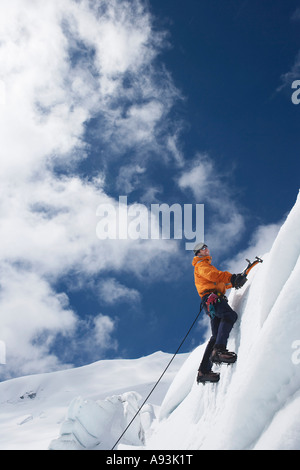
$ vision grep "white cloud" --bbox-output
[177,154,245,253]
[166,132,185,167]
[0,0,181,181]
[0,264,77,377]
[177,154,214,200]
[278,51,300,91]
[225,222,281,274]
[98,278,141,305]
[122,101,165,143]
[0,0,181,377]
[93,314,118,351]
[116,164,146,193]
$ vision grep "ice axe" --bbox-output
[241,256,263,277]
[231,256,263,289]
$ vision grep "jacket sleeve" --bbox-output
[196,263,232,284]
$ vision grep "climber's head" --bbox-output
[193,242,210,256]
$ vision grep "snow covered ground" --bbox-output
[1,192,300,450]
[0,352,187,450]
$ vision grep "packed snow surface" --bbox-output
[0,352,187,450]
[1,192,300,450]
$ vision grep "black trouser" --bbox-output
[199,295,238,373]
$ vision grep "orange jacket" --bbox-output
[192,255,233,298]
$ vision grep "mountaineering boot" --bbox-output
[210,345,237,365]
[196,370,220,384]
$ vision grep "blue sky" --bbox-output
[0,0,299,380]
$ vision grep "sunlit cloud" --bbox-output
[177,153,245,253]
[0,0,182,378]
[98,278,141,305]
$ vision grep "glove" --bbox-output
[231,273,247,289]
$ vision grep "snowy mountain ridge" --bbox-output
[1,192,300,450]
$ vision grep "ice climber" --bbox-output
[192,242,247,384]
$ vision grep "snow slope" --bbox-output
[145,191,300,450]
[0,351,187,450]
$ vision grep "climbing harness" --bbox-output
[205,292,223,319]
